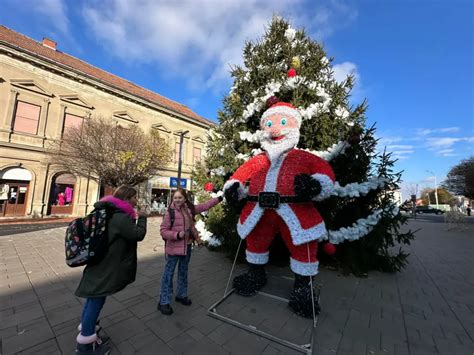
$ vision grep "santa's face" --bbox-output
[260,114,300,160]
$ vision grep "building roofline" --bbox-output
[0,25,215,128]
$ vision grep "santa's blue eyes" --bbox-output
[265,118,287,127]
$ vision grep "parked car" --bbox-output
[415,206,445,215]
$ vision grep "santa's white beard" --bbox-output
[260,128,300,161]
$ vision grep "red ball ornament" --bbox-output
[323,242,336,255]
[204,182,214,192]
[287,68,297,78]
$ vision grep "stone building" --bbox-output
[0,26,214,217]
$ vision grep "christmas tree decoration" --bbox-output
[291,56,301,69]
[192,17,414,282]
[323,242,336,255]
[204,182,214,192]
[287,68,297,78]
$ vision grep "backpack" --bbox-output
[65,208,110,267]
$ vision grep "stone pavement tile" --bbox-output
[45,300,83,326]
[100,309,135,328]
[55,328,79,354]
[39,289,79,310]
[181,338,229,355]
[433,336,474,355]
[112,286,144,302]
[128,297,159,319]
[261,342,302,355]
[103,316,148,343]
[51,316,81,336]
[0,325,18,346]
[187,311,223,336]
[207,322,244,346]
[166,330,200,353]
[2,301,44,329]
[221,328,270,354]
[20,339,61,355]
[0,289,37,310]
[185,326,205,341]
[2,317,54,354]
[394,342,410,355]
[145,314,192,343]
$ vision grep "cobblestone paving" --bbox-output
[0,216,473,354]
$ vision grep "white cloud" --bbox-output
[426,137,467,149]
[387,145,414,150]
[81,0,358,93]
[332,62,359,84]
[417,127,460,135]
[34,0,69,34]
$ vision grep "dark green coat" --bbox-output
[75,200,147,298]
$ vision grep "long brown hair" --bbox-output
[171,188,195,215]
[113,185,137,201]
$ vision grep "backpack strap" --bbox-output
[168,208,175,228]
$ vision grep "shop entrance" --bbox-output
[0,167,32,217]
[48,173,76,215]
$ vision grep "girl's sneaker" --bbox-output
[76,333,111,355]
[157,303,173,315]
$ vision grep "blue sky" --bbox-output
[2,0,473,198]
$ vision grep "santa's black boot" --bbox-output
[288,274,321,318]
[233,263,267,296]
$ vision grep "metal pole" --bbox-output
[426,170,438,209]
[177,130,189,188]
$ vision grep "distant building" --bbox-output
[0,26,214,217]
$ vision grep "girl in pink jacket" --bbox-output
[158,188,222,315]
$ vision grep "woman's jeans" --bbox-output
[80,297,106,336]
[159,245,192,305]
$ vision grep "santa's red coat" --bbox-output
[225,149,335,245]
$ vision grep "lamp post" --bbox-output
[426,170,439,209]
[177,130,189,189]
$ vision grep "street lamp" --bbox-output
[177,130,189,189]
[426,170,439,209]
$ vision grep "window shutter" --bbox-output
[13,101,41,134]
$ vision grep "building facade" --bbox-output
[0,26,214,217]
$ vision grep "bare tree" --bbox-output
[442,156,474,199]
[48,116,172,187]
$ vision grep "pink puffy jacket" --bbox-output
[160,197,220,256]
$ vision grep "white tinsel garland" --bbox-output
[302,140,350,161]
[332,177,387,197]
[241,76,332,122]
[325,204,399,244]
[195,219,222,247]
[210,166,226,176]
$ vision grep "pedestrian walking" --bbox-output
[158,188,222,315]
[467,206,471,216]
[74,185,147,354]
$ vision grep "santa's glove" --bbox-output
[224,182,241,204]
[294,174,322,200]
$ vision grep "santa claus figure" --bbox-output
[223,101,335,318]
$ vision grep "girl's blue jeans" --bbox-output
[80,297,106,336]
[159,244,192,305]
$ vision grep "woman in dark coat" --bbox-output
[75,185,146,355]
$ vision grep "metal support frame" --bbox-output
[207,285,321,354]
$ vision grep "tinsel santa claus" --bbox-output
[223,100,335,318]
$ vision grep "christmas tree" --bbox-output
[193,17,414,275]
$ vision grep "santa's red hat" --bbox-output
[261,102,302,128]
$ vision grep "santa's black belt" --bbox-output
[246,192,310,208]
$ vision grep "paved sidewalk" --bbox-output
[0,217,473,354]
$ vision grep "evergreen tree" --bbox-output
[193,17,415,274]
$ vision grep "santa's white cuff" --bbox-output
[223,179,247,201]
[290,258,319,276]
[311,173,334,201]
[246,250,269,264]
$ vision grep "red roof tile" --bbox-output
[0,25,214,126]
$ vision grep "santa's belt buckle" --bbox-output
[258,192,280,208]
